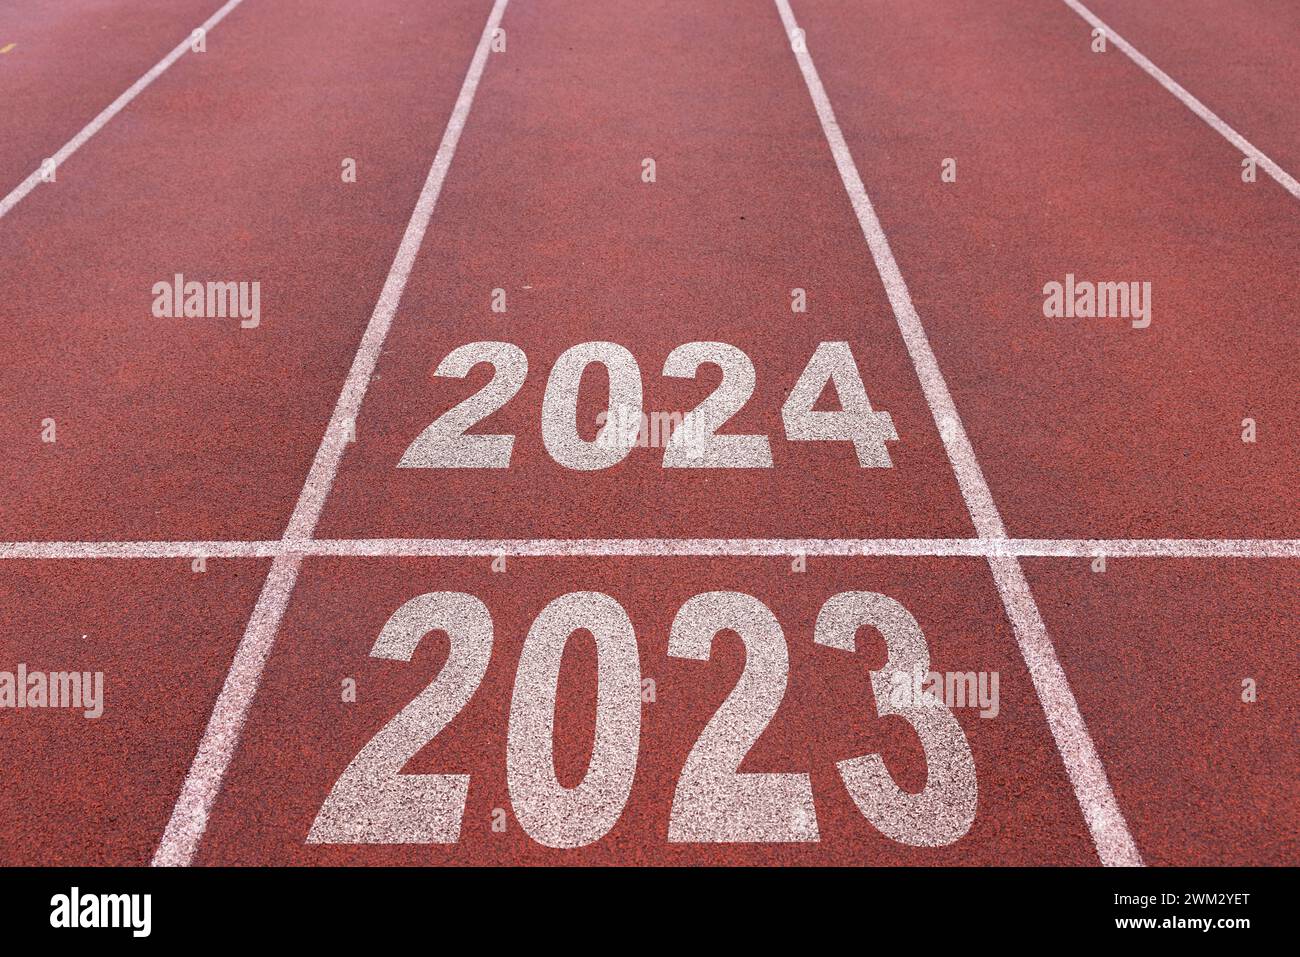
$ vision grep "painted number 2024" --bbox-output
[398,340,900,470]
[307,590,976,849]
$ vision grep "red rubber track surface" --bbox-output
[795,0,1300,540]
[197,557,1094,865]
[0,0,221,194]
[0,559,265,864]
[316,0,974,541]
[1026,557,1299,866]
[0,0,1294,866]
[0,0,491,540]
[1084,0,1300,177]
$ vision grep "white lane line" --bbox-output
[775,0,1142,865]
[984,554,1139,865]
[2,538,1299,560]
[151,552,303,858]
[305,538,982,557]
[151,0,512,868]
[1062,0,1300,202]
[0,0,247,221]
[0,541,281,559]
[1002,538,1300,559]
[300,537,1300,558]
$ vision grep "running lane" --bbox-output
[197,556,1097,865]
[314,0,975,542]
[188,0,1116,865]
[0,0,493,541]
[793,0,1300,539]
[1026,558,1299,865]
[1080,0,1300,180]
[0,558,265,864]
[0,0,220,195]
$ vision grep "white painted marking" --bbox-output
[151,552,302,863]
[661,342,773,468]
[507,592,641,848]
[782,340,897,467]
[306,538,1300,559]
[776,0,1142,865]
[151,0,512,867]
[399,341,527,469]
[1062,0,1300,202]
[986,553,1140,865]
[1000,539,1300,559]
[542,341,643,471]
[308,592,493,844]
[0,538,1298,560]
[0,541,282,559]
[311,538,981,557]
[815,591,976,846]
[667,591,818,843]
[0,0,248,221]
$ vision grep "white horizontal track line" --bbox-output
[0,0,248,220]
[1061,0,1300,201]
[0,541,282,559]
[1,538,1297,560]
[293,537,1300,559]
[1006,539,1300,559]
[304,537,984,557]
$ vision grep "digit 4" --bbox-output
[782,341,898,467]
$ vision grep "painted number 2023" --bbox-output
[308,589,976,849]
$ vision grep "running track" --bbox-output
[0,0,1296,867]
